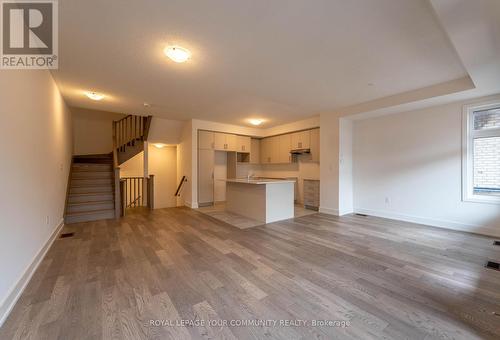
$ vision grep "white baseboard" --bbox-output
[0,218,65,327]
[319,206,339,216]
[354,208,500,238]
[182,200,198,209]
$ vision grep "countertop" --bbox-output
[223,178,296,185]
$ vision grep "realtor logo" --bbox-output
[1,0,58,69]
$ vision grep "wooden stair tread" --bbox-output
[70,185,113,196]
[68,200,113,206]
[72,168,112,172]
[69,191,112,195]
[65,208,115,216]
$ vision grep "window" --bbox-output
[462,101,500,203]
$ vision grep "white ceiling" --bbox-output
[52,0,468,127]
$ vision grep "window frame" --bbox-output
[462,101,500,204]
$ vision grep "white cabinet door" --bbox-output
[278,134,291,163]
[214,132,226,151]
[291,130,311,149]
[214,133,237,151]
[260,138,271,164]
[198,149,214,205]
[237,135,251,153]
[250,138,260,164]
[310,128,320,162]
[270,136,280,163]
[213,151,227,202]
[226,134,237,151]
[198,131,214,150]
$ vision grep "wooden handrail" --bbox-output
[175,176,187,197]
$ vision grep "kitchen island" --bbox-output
[224,178,296,223]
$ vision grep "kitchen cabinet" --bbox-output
[260,137,278,164]
[310,128,320,162]
[250,138,260,164]
[291,130,310,150]
[260,138,271,164]
[303,179,320,210]
[278,134,292,163]
[236,135,251,153]
[198,130,214,150]
[214,132,236,151]
[198,149,214,206]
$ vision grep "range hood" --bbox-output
[290,148,310,154]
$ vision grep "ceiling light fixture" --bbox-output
[85,91,105,101]
[164,46,191,63]
[249,119,264,126]
[154,143,166,149]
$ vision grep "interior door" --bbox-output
[198,149,214,206]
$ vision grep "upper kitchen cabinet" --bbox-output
[261,136,280,164]
[278,134,292,163]
[236,135,251,153]
[260,137,271,164]
[250,138,260,164]
[291,130,310,150]
[198,130,214,150]
[214,132,237,151]
[310,128,320,162]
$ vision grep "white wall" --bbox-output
[353,95,500,237]
[119,146,178,209]
[71,108,125,155]
[339,118,354,215]
[148,117,184,145]
[0,71,73,325]
[319,113,340,215]
[178,120,193,207]
[148,145,178,209]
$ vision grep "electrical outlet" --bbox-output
[45,215,49,225]
[385,197,390,205]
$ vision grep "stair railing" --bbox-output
[112,114,152,217]
[175,176,187,197]
[112,123,121,219]
[114,115,152,151]
[120,175,155,215]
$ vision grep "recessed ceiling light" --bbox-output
[164,46,191,63]
[85,91,105,101]
[249,119,264,126]
[154,143,166,149]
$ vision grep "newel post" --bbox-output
[148,175,155,210]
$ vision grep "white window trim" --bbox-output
[462,101,500,204]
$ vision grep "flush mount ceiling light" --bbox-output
[249,119,264,126]
[85,91,105,101]
[154,143,167,149]
[164,46,191,63]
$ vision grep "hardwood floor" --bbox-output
[1,208,500,339]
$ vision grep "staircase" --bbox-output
[64,114,153,224]
[65,154,115,224]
